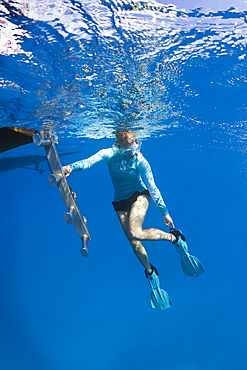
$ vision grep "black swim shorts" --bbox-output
[112,189,150,212]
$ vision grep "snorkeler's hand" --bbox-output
[163,214,174,229]
[63,165,72,177]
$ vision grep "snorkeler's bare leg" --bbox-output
[116,211,152,274]
[128,194,172,242]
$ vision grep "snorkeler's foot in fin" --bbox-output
[170,228,205,278]
[145,265,172,310]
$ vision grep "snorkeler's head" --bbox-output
[115,130,141,157]
[115,130,136,147]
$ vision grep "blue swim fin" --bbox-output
[171,229,205,278]
[145,265,172,310]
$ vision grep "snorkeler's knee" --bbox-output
[128,229,142,241]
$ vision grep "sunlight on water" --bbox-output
[1,0,247,148]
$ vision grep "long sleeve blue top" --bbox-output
[69,146,169,216]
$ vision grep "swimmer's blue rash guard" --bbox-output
[69,146,169,216]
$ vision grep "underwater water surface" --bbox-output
[1,0,247,369]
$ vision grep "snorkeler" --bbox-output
[63,130,204,310]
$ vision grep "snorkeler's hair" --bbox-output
[115,130,136,147]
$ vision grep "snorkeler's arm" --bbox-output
[67,148,115,172]
[138,156,169,216]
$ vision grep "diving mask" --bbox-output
[119,139,142,157]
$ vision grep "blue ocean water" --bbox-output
[1,1,247,369]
